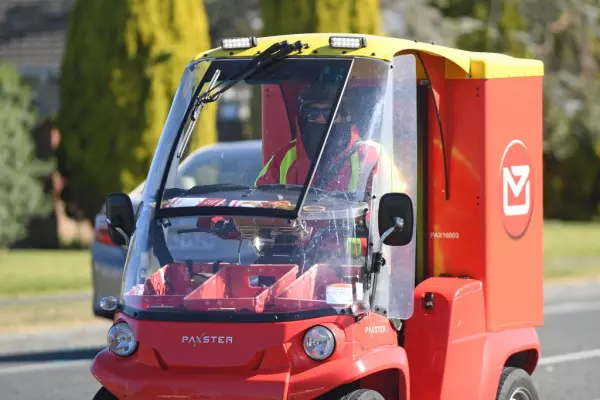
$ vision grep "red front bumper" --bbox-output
[92,344,409,400]
[91,349,289,400]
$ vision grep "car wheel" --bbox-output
[496,367,540,400]
[92,387,119,400]
[338,389,385,400]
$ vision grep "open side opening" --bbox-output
[415,82,429,285]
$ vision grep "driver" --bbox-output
[254,81,407,197]
[256,83,370,193]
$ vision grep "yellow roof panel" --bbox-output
[194,33,544,80]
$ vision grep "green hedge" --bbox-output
[261,0,381,35]
[57,0,215,220]
[0,63,54,248]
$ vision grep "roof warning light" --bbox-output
[329,36,367,49]
[221,37,258,50]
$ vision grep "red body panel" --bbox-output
[483,77,544,331]
[424,68,544,332]
[404,277,540,400]
[92,313,408,400]
[426,74,486,282]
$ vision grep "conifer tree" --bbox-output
[0,63,54,247]
[57,0,215,220]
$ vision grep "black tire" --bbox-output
[93,387,119,400]
[338,389,385,400]
[496,367,539,400]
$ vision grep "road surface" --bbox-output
[533,277,600,399]
[1,278,599,399]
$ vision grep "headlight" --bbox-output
[303,325,335,361]
[107,322,137,357]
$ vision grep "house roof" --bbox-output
[0,0,74,72]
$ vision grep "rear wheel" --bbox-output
[338,389,385,400]
[496,367,539,400]
[93,387,119,400]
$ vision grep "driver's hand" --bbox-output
[211,216,240,240]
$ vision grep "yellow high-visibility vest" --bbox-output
[255,140,406,194]
[255,140,360,192]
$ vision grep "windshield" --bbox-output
[156,57,363,216]
[121,54,418,320]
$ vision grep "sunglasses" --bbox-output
[300,102,348,123]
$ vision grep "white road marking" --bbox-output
[538,349,600,366]
[544,300,600,316]
[0,359,90,375]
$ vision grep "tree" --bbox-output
[526,0,600,219]
[0,63,54,248]
[261,0,382,36]
[57,0,215,221]
[204,0,262,47]
[431,0,531,56]
[380,0,457,46]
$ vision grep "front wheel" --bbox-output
[338,389,385,400]
[496,367,539,400]
[93,387,118,400]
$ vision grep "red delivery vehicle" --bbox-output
[92,33,544,400]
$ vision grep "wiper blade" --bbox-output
[177,40,303,158]
[197,40,304,106]
[178,69,221,157]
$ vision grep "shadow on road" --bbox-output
[0,347,104,364]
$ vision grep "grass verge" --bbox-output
[0,249,91,298]
[0,298,108,334]
[2,222,600,296]
[543,220,600,281]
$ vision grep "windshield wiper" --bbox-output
[177,69,221,157]
[198,40,304,106]
[176,40,303,159]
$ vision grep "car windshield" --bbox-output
[120,54,419,320]
[127,142,263,198]
[177,142,263,190]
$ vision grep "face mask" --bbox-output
[298,119,327,161]
[299,120,352,161]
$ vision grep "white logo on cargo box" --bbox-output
[503,165,530,216]
[499,139,534,239]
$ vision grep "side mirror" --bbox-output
[105,192,135,246]
[378,193,414,246]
